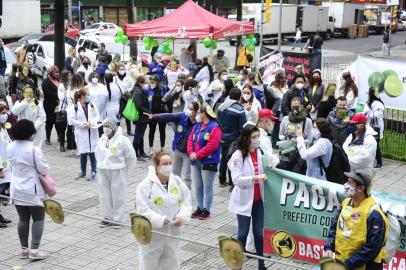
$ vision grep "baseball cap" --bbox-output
[344,169,372,187]
[349,113,367,124]
[258,109,278,121]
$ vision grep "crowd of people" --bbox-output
[0,41,389,270]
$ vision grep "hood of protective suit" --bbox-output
[365,125,378,137]
[147,165,162,185]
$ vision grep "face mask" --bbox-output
[91,77,99,84]
[238,74,244,81]
[295,83,304,89]
[267,125,273,134]
[149,83,156,89]
[158,165,172,177]
[344,183,357,197]
[217,54,223,59]
[103,127,112,136]
[142,84,149,90]
[347,124,357,134]
[336,108,347,119]
[242,94,251,101]
[312,77,320,82]
[311,128,320,138]
[79,52,85,57]
[0,114,8,124]
[174,86,182,93]
[85,96,92,103]
[196,115,202,123]
[292,106,302,114]
[118,70,126,76]
[251,138,261,149]
[51,73,60,81]
[83,62,89,67]
[221,74,228,81]
[185,109,192,116]
[191,87,198,95]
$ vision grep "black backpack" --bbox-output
[319,141,350,184]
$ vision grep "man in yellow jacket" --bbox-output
[324,170,388,270]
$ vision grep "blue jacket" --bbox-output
[96,63,109,83]
[191,121,221,165]
[218,100,246,144]
[148,61,165,81]
[154,112,195,153]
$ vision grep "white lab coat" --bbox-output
[86,82,108,121]
[258,127,280,167]
[7,141,49,206]
[0,126,11,184]
[136,166,192,270]
[67,102,100,154]
[12,100,46,148]
[343,126,377,172]
[244,98,262,124]
[95,127,136,222]
[105,82,122,123]
[77,65,94,83]
[363,100,385,139]
[195,66,211,100]
[207,79,224,105]
[228,148,266,217]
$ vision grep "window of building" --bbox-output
[136,7,164,22]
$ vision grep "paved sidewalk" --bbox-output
[0,126,405,270]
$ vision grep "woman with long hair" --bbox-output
[86,72,108,136]
[114,63,135,135]
[12,86,46,148]
[194,57,214,102]
[240,84,262,123]
[337,71,358,111]
[104,73,121,125]
[41,66,60,145]
[228,124,269,270]
[187,104,222,220]
[66,74,84,154]
[296,118,333,180]
[317,83,336,118]
[364,87,385,168]
[56,70,72,152]
[308,69,325,120]
[207,69,228,106]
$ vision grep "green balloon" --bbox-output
[211,39,218,49]
[117,27,124,36]
[143,37,152,44]
[247,34,254,39]
[158,46,165,53]
[145,43,152,51]
[167,38,175,43]
[247,44,255,52]
[203,38,212,47]
[120,35,128,43]
[152,39,159,47]
[114,36,121,43]
[249,36,257,46]
[165,48,173,55]
[162,41,170,49]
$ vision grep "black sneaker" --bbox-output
[191,208,203,219]
[0,214,11,224]
[45,140,52,145]
[140,153,151,159]
[137,156,146,162]
[199,209,211,220]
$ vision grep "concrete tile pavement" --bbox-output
[0,126,405,270]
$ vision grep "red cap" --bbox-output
[349,113,367,124]
[258,109,278,121]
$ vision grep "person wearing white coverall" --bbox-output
[136,152,191,270]
[12,86,46,148]
[95,118,136,228]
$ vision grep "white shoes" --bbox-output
[28,249,49,260]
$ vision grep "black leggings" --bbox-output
[15,205,45,249]
[66,125,76,150]
[148,121,166,148]
[45,111,56,142]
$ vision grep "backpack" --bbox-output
[318,141,350,184]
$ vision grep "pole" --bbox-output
[278,0,282,51]
[54,0,65,72]
[68,0,72,24]
[260,0,264,52]
[388,6,393,56]
[127,0,138,59]
[235,0,243,68]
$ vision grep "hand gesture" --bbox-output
[173,218,183,226]
[24,97,32,102]
[164,218,170,225]
[84,122,91,129]
[190,152,197,161]
[143,112,153,120]
[254,174,267,181]
[323,250,334,258]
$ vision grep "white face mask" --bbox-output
[191,87,198,95]
[312,128,321,138]
[159,165,172,177]
[242,94,251,101]
[344,183,357,197]
[118,70,126,76]
[0,114,7,124]
[149,83,156,89]
[91,77,99,84]
[142,84,149,90]
[174,86,182,93]
[184,109,192,116]
[296,83,304,89]
[103,127,112,136]
[251,138,261,149]
[238,74,245,81]
[79,52,85,57]
[221,74,228,81]
[195,115,202,123]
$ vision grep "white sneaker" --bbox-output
[20,248,29,259]
[28,249,49,260]
[113,225,122,229]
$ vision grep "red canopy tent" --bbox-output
[124,0,254,39]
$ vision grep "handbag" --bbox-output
[122,99,140,122]
[370,113,380,140]
[32,147,56,197]
[55,96,67,125]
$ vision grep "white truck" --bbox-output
[298,5,334,39]
[0,0,41,39]
[322,2,365,36]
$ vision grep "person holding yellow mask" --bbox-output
[12,86,46,148]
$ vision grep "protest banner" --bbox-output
[259,47,322,84]
[347,55,406,109]
[263,168,406,270]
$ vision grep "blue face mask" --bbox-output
[347,124,357,134]
[85,96,92,103]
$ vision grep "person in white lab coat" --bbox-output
[228,124,271,270]
[206,69,227,106]
[86,72,108,135]
[95,118,136,228]
[0,103,12,228]
[240,84,262,124]
[7,119,50,260]
[104,73,121,124]
[77,56,94,84]
[136,151,191,270]
[11,86,46,148]
[67,88,100,181]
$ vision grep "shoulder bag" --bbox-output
[32,147,56,197]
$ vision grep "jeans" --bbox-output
[172,150,191,184]
[80,152,97,175]
[148,121,166,148]
[219,142,232,184]
[191,160,217,211]
[15,205,45,249]
[133,122,148,156]
[376,137,382,165]
[0,67,5,77]
[382,43,389,55]
[293,38,302,49]
[237,200,265,269]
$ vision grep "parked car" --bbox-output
[31,41,72,79]
[44,23,81,39]
[79,22,119,37]
[76,35,129,63]
[5,34,77,53]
